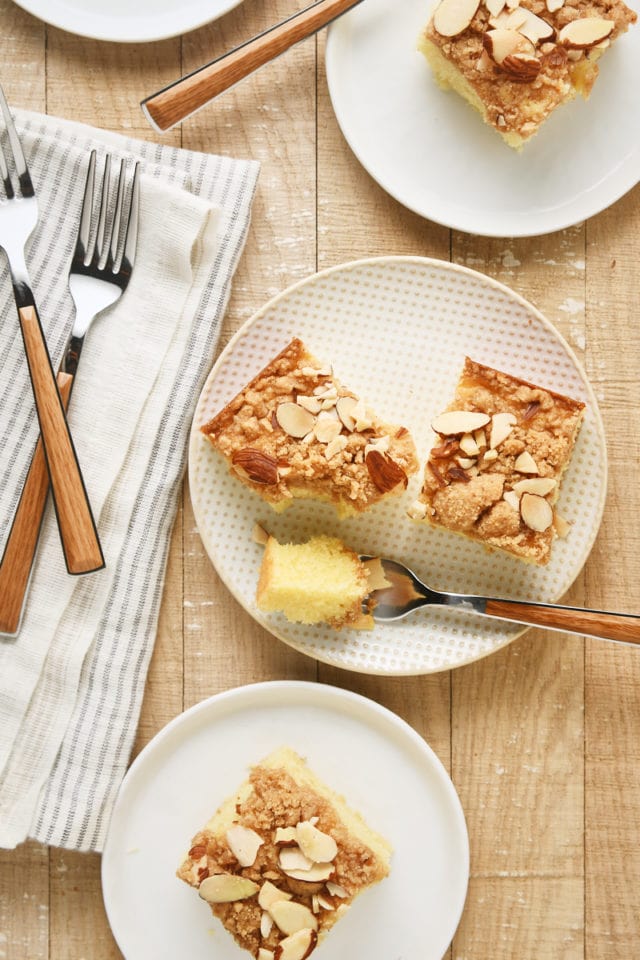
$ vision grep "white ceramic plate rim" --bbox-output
[12,0,245,42]
[188,256,608,676]
[101,680,470,960]
[324,1,640,237]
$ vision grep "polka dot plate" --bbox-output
[188,257,607,675]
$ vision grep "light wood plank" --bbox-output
[49,850,120,960]
[0,841,49,960]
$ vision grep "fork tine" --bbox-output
[119,162,141,277]
[93,153,112,267]
[0,84,34,198]
[73,150,97,266]
[104,159,126,273]
[0,136,14,199]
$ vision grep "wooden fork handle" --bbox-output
[0,373,74,634]
[142,0,363,131]
[485,598,640,645]
[18,305,104,575]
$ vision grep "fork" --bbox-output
[363,556,640,646]
[0,85,104,577]
[0,149,140,636]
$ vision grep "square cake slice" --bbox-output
[409,357,585,565]
[419,0,636,148]
[201,338,419,516]
[177,747,391,959]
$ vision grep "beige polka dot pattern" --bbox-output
[188,257,607,675]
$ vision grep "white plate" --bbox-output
[325,0,640,237]
[101,681,469,960]
[12,0,245,43]
[189,256,607,675]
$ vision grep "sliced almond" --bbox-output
[521,493,554,532]
[457,456,477,469]
[553,512,572,538]
[258,880,293,910]
[485,0,506,16]
[258,950,275,960]
[314,418,342,444]
[281,862,334,882]
[558,17,614,49]
[335,396,358,432]
[432,410,491,436]
[483,28,534,64]
[296,395,323,415]
[503,490,521,511]
[459,432,480,457]
[325,882,349,898]
[232,448,279,485]
[513,477,557,496]
[198,874,259,904]
[316,894,335,911]
[365,450,408,493]
[261,912,274,937]
[407,499,428,520]
[514,451,540,474]
[502,53,542,80]
[325,435,348,460]
[226,824,264,868]
[274,929,318,960]
[489,412,517,449]
[433,0,481,37]
[352,398,374,431]
[546,0,564,10]
[517,8,554,42]
[296,821,338,863]
[269,901,318,936]
[279,847,314,873]
[253,523,270,546]
[483,448,498,462]
[276,402,316,438]
[364,435,390,457]
[474,427,487,449]
[489,8,528,29]
[274,826,299,846]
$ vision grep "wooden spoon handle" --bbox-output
[18,306,103,575]
[485,597,640,645]
[142,0,364,131]
[0,373,73,635]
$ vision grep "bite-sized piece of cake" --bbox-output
[256,534,386,630]
[177,747,392,959]
[201,338,419,516]
[409,357,585,564]
[419,0,636,148]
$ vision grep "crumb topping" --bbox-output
[177,764,389,957]
[413,358,585,564]
[424,0,636,139]
[201,338,418,514]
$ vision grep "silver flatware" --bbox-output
[0,149,140,636]
[0,85,104,576]
[363,555,640,646]
[141,0,364,132]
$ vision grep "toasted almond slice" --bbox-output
[512,477,557,496]
[558,17,614,49]
[226,824,264,867]
[483,448,498,462]
[546,0,564,10]
[258,950,275,960]
[521,493,554,532]
[553,512,572,538]
[459,432,481,457]
[364,435,390,457]
[474,427,487,449]
[276,402,316,438]
[316,893,335,910]
[296,821,338,863]
[274,929,318,960]
[433,0,481,37]
[514,451,540,474]
[325,435,348,460]
[352,398,374,431]
[517,8,554,42]
[261,912,274,937]
[269,901,318,935]
[314,418,342,444]
[407,499,428,520]
[198,874,259,903]
[335,396,358,431]
[489,412,517,449]
[279,847,314,872]
[503,490,521,511]
[259,880,293,910]
[484,28,535,64]
[253,523,270,546]
[433,410,491,436]
[325,881,349,898]
[503,53,542,80]
[282,861,335,882]
[275,826,298,846]
[485,0,506,16]
[489,8,527,29]
[296,395,323,414]
[457,456,477,469]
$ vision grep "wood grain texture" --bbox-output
[484,598,640,644]
[1,0,639,957]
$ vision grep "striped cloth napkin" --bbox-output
[0,111,259,851]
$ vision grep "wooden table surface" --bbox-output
[1,1,639,957]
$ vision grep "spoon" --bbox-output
[362,556,640,646]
